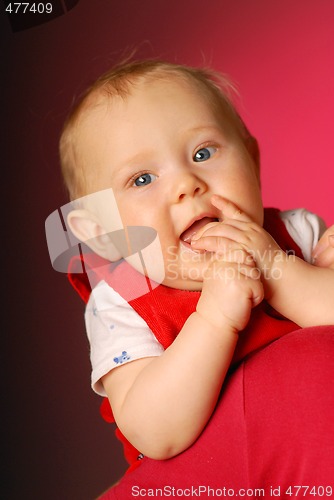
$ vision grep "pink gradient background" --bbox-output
[2,1,333,499]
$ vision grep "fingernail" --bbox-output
[312,243,325,259]
[191,233,200,242]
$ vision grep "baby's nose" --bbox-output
[172,171,207,202]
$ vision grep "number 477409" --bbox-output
[285,485,333,497]
[5,3,53,14]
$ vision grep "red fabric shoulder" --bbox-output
[263,208,304,259]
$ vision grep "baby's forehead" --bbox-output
[74,91,121,144]
[78,75,221,131]
[67,72,246,199]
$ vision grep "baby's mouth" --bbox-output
[180,217,219,246]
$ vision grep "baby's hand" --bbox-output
[312,225,334,269]
[196,245,264,333]
[191,196,283,274]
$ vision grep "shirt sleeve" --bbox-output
[85,280,164,396]
[279,208,327,263]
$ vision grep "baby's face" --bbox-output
[77,77,263,290]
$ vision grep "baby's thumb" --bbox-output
[251,280,264,308]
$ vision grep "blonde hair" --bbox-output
[59,59,251,201]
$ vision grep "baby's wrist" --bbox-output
[193,309,239,338]
[261,251,292,299]
[257,249,286,279]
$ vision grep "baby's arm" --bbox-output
[264,254,334,326]
[101,254,263,460]
[191,196,334,328]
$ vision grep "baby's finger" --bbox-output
[235,263,264,308]
[216,261,263,307]
[330,235,334,248]
[191,223,248,250]
[237,262,261,281]
[212,245,255,265]
[211,195,252,223]
[249,275,264,308]
[313,244,334,269]
[312,227,334,259]
[191,221,220,242]
[217,248,255,266]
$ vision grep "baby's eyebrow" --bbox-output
[121,150,154,168]
[186,125,222,134]
[176,124,223,140]
[112,150,155,178]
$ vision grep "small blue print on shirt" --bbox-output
[114,351,131,364]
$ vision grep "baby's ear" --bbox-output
[67,209,122,262]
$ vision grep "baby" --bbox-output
[60,60,334,461]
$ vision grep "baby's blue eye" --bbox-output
[133,173,157,187]
[193,146,217,162]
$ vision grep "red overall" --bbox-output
[68,209,304,470]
